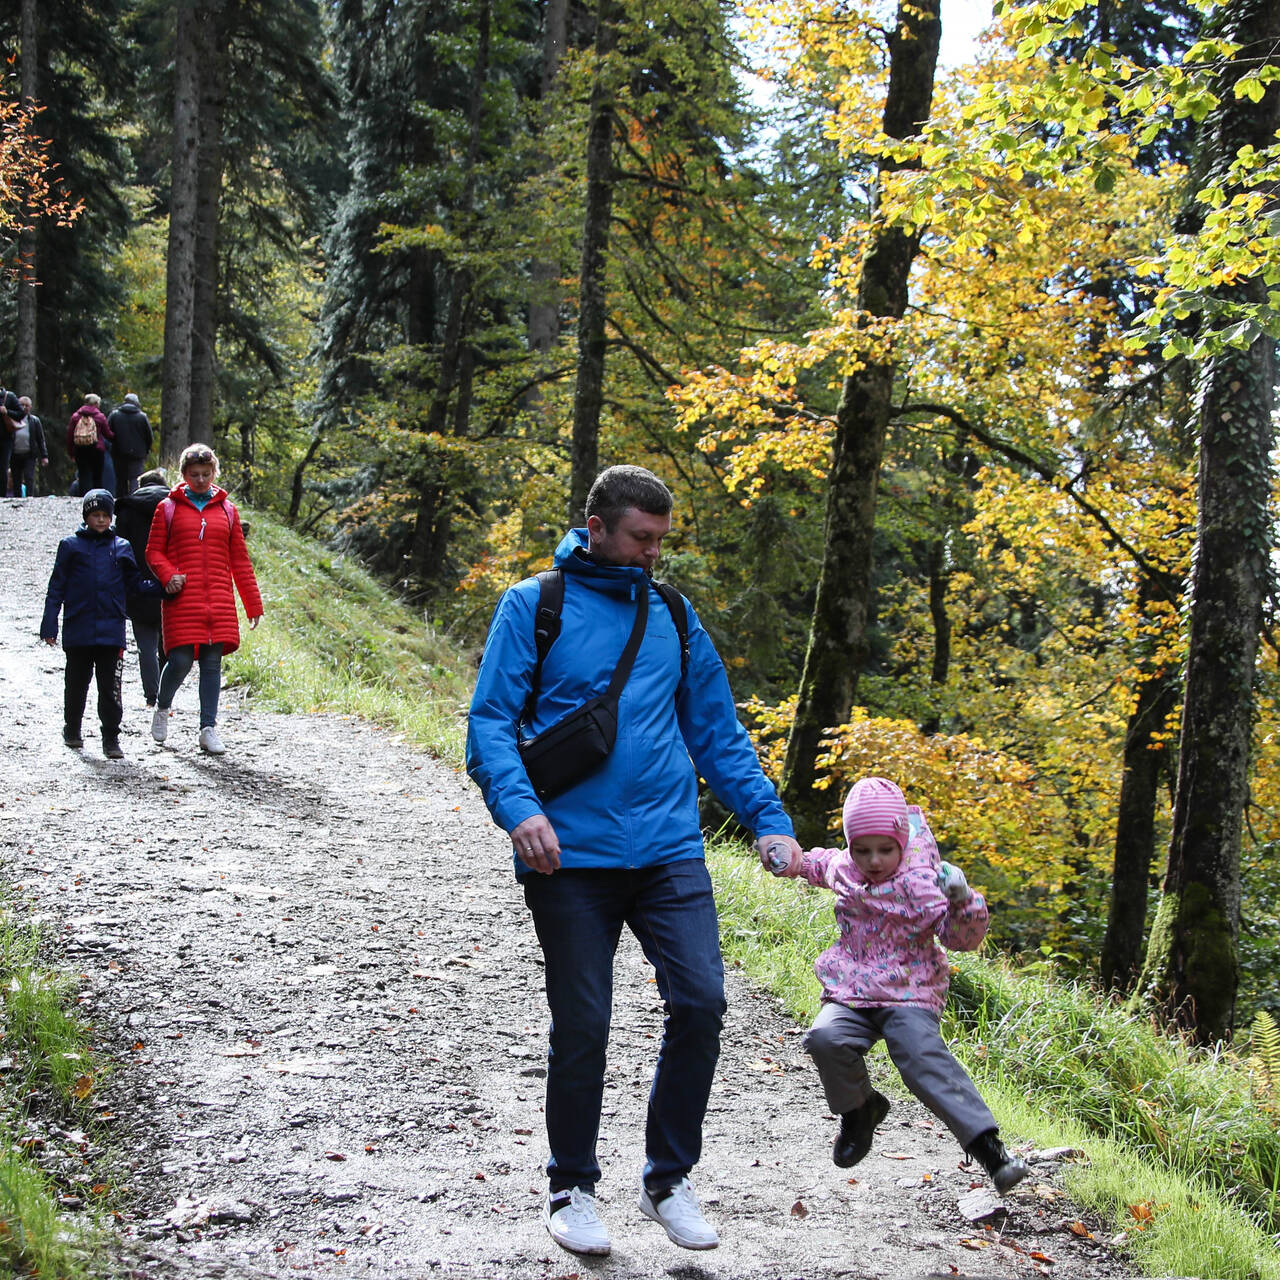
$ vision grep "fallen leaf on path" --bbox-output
[881,1151,912,1160]
[1067,1220,1093,1238]
[790,1199,808,1218]
[959,1238,990,1251]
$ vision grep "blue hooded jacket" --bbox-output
[41,524,145,648]
[466,529,793,875]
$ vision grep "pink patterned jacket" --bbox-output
[798,806,988,1015]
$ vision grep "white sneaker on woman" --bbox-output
[198,726,226,755]
[151,706,169,743]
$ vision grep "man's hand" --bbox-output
[511,814,561,875]
[756,833,801,876]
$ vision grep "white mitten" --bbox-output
[937,861,970,903]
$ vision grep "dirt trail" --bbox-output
[0,496,1134,1280]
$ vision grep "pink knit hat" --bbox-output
[842,777,910,852]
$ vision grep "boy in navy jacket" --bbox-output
[41,490,151,758]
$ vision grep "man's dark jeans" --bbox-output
[524,859,726,1195]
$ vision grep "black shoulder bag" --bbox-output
[517,583,649,802]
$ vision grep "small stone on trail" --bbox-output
[958,1187,1010,1225]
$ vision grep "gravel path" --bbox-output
[1,496,1135,1280]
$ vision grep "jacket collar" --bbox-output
[553,528,649,596]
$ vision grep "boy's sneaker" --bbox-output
[638,1177,719,1250]
[103,735,124,760]
[833,1089,890,1168]
[542,1187,610,1255]
[198,726,226,755]
[150,706,169,743]
[965,1129,1031,1194]
[63,725,84,749]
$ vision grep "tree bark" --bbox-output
[1134,0,1280,1042]
[779,0,941,842]
[189,22,228,447]
[527,0,569,359]
[409,0,491,592]
[568,0,619,526]
[15,0,39,399]
[1100,574,1181,992]
[161,1,211,459]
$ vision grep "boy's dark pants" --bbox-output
[64,646,123,737]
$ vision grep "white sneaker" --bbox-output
[198,725,226,755]
[543,1188,610,1256]
[151,706,169,743]
[638,1177,719,1249]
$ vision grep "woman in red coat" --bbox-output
[145,443,264,755]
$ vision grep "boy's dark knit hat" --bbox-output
[82,489,115,518]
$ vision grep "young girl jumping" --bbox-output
[763,776,1029,1193]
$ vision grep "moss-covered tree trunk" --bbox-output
[1100,582,1181,992]
[1134,0,1280,1043]
[778,0,940,843]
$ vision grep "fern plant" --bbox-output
[1248,1010,1280,1116]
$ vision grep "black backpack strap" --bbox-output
[653,580,689,680]
[523,569,564,724]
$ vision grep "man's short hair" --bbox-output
[139,468,168,488]
[585,465,673,531]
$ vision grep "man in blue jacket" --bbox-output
[467,465,800,1258]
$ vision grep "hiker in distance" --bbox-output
[467,465,801,1258]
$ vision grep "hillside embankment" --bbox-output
[1,496,1134,1280]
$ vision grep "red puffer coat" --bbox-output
[146,484,264,655]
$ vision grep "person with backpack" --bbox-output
[106,393,154,496]
[466,465,800,1258]
[145,444,263,755]
[66,393,112,496]
[115,467,171,706]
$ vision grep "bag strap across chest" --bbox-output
[523,567,689,723]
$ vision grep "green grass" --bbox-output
[708,839,1280,1280]
[0,911,105,1278]
[224,513,473,766]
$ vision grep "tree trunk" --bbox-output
[1101,567,1183,992]
[161,1,211,459]
[779,0,941,843]
[189,26,228,447]
[568,0,619,526]
[15,0,39,399]
[1134,0,1280,1043]
[409,0,490,591]
[527,0,569,360]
